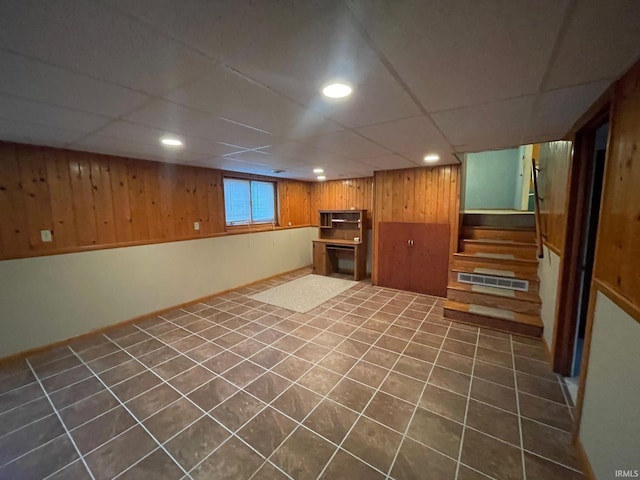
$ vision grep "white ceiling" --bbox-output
[0,0,639,181]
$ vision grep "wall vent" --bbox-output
[457,272,529,292]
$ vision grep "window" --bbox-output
[223,177,276,226]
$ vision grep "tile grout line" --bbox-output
[24,359,97,480]
[107,283,392,479]
[453,324,480,480]
[66,348,196,480]
[2,278,581,478]
[307,298,438,480]
[384,321,453,479]
[511,334,528,480]
[183,286,412,479]
[257,295,432,480]
[95,334,297,480]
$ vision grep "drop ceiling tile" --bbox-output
[348,0,569,111]
[530,80,612,138]
[265,142,347,166]
[102,0,326,64]
[303,130,391,159]
[359,154,420,170]
[545,0,640,89]
[0,118,86,147]
[226,4,370,106]
[71,134,206,164]
[356,116,451,158]
[432,96,534,152]
[93,121,235,157]
[124,100,274,148]
[165,66,342,139]
[0,94,111,133]
[0,0,213,95]
[0,51,149,117]
[315,65,422,128]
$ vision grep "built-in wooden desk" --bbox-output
[312,210,367,281]
[312,239,367,280]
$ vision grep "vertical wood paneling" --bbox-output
[208,169,225,232]
[0,143,29,255]
[309,177,373,226]
[0,142,309,260]
[142,162,163,240]
[127,162,150,241]
[17,146,54,251]
[90,155,117,245]
[537,140,572,253]
[594,60,640,308]
[109,157,134,243]
[46,150,76,248]
[69,154,98,246]
[372,166,461,283]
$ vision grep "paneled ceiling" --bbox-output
[1,0,639,180]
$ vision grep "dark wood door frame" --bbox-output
[552,106,610,376]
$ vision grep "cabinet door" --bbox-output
[408,223,450,297]
[377,222,414,291]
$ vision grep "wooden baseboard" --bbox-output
[0,265,311,366]
[575,438,596,480]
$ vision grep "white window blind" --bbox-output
[224,178,275,225]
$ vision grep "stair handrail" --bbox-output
[531,157,544,259]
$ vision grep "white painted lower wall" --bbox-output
[538,245,561,348]
[580,292,640,479]
[0,227,317,358]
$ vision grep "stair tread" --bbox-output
[463,226,536,232]
[445,300,543,327]
[454,252,538,265]
[447,281,541,303]
[462,239,537,247]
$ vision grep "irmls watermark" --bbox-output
[615,470,639,478]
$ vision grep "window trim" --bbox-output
[223,175,279,227]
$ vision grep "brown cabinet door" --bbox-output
[377,222,450,297]
[409,223,450,297]
[377,222,414,291]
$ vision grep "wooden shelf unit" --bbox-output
[312,210,367,280]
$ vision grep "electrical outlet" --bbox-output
[288,221,292,226]
[40,230,52,242]
[193,221,200,231]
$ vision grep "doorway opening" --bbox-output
[553,109,609,387]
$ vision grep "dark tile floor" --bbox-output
[0,269,585,480]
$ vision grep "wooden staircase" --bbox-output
[445,214,543,337]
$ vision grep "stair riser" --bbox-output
[452,256,538,275]
[448,273,540,295]
[447,289,541,315]
[462,227,536,243]
[460,242,537,260]
[444,307,542,337]
[463,213,535,229]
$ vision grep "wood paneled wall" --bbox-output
[278,180,312,227]
[537,141,572,254]
[372,165,461,283]
[594,60,640,313]
[0,142,312,260]
[309,178,374,227]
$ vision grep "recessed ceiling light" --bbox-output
[161,137,183,147]
[424,154,440,163]
[317,175,326,181]
[313,168,324,174]
[322,83,352,99]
